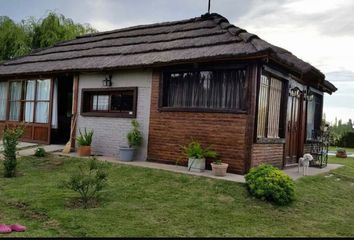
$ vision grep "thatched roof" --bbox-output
[0,13,336,93]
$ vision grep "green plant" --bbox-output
[76,128,94,146]
[34,147,46,157]
[213,159,223,165]
[245,164,295,206]
[62,157,108,208]
[127,120,143,148]
[181,140,217,159]
[2,126,24,178]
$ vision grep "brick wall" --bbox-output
[77,70,152,160]
[147,71,249,174]
[251,144,284,168]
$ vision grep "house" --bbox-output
[0,13,337,174]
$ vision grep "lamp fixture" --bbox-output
[304,89,314,101]
[289,87,301,97]
[103,74,112,87]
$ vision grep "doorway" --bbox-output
[284,83,305,166]
[51,75,73,144]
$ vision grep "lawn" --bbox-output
[0,155,353,237]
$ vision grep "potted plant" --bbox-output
[336,148,347,158]
[181,140,217,172]
[76,128,94,157]
[119,120,143,161]
[211,159,229,177]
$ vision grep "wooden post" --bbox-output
[70,74,79,150]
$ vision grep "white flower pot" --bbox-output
[188,158,206,172]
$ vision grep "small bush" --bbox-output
[3,126,24,178]
[62,158,108,208]
[127,120,143,148]
[245,164,295,206]
[34,147,46,157]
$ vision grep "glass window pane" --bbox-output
[25,80,36,100]
[111,91,134,111]
[96,95,109,111]
[25,102,34,122]
[9,101,20,121]
[35,102,49,123]
[10,81,22,101]
[36,79,50,101]
[267,78,282,138]
[0,82,7,120]
[257,75,269,138]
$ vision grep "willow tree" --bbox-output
[0,12,97,62]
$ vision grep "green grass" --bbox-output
[329,146,354,153]
[0,155,353,237]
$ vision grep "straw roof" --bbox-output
[0,13,336,93]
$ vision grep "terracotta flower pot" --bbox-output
[336,152,347,158]
[211,163,229,177]
[78,146,91,157]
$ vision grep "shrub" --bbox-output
[337,132,354,148]
[34,147,46,157]
[127,120,143,148]
[181,140,217,159]
[2,126,24,178]
[76,128,94,146]
[245,164,295,206]
[63,158,108,208]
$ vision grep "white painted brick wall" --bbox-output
[77,70,152,160]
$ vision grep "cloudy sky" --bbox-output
[1,0,353,123]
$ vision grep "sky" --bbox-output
[1,0,353,124]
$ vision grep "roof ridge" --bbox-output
[77,14,209,39]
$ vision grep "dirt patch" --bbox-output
[64,197,100,209]
[9,201,50,221]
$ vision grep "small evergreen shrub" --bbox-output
[62,158,108,208]
[127,120,143,148]
[34,147,46,157]
[245,164,295,206]
[2,127,24,178]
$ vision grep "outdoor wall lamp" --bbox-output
[304,89,314,101]
[103,74,112,87]
[290,87,301,97]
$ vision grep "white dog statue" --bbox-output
[298,153,313,176]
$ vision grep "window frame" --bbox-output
[305,87,323,141]
[80,87,138,118]
[255,70,288,143]
[6,79,52,124]
[158,64,249,114]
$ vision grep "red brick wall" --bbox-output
[251,144,284,168]
[147,71,249,174]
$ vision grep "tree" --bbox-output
[0,16,32,60]
[0,12,96,62]
[32,12,96,49]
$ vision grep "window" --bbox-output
[161,68,247,112]
[8,79,51,123]
[81,88,137,118]
[306,92,323,139]
[257,74,285,139]
[0,82,8,120]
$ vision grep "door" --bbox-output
[285,83,305,166]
